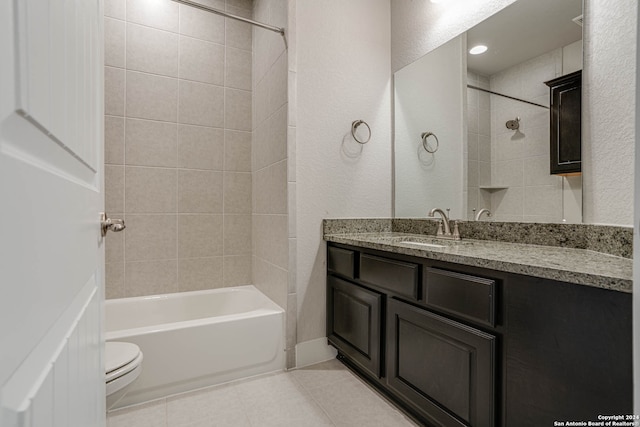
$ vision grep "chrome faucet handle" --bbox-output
[452,221,461,240]
[436,221,444,236]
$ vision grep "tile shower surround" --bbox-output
[104,0,255,298]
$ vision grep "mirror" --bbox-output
[394,0,583,223]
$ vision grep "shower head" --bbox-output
[505,117,520,130]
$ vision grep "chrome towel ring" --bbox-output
[421,131,439,153]
[351,120,371,144]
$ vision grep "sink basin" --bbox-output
[397,240,446,249]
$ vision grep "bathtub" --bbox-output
[105,285,285,409]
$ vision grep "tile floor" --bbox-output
[107,359,420,427]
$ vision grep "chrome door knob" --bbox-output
[100,212,126,237]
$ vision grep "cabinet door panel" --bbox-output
[387,298,495,427]
[327,276,382,377]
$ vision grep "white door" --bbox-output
[0,0,105,426]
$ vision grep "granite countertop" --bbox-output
[324,231,633,293]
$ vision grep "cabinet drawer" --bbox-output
[424,268,495,327]
[360,254,419,300]
[328,246,355,279]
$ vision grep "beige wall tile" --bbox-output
[226,0,252,11]
[288,182,296,237]
[223,255,252,287]
[226,47,252,91]
[524,154,559,186]
[127,0,179,32]
[105,115,125,165]
[287,71,296,127]
[254,79,269,127]
[226,8,252,51]
[105,0,125,20]
[178,257,223,291]
[105,18,125,68]
[492,187,524,216]
[105,220,124,264]
[105,165,125,213]
[196,0,224,8]
[253,214,288,269]
[268,54,288,116]
[223,172,251,213]
[124,214,177,261]
[287,126,296,181]
[178,125,224,170]
[126,71,178,122]
[178,169,223,213]
[105,66,125,116]
[225,89,252,131]
[179,5,225,44]
[105,262,125,299]
[286,292,297,349]
[524,185,563,217]
[179,81,224,127]
[254,161,287,214]
[252,256,287,310]
[223,214,251,255]
[288,237,296,293]
[254,105,286,170]
[125,167,177,213]
[127,23,179,77]
[125,259,178,296]
[179,36,224,85]
[224,130,251,172]
[178,214,223,258]
[125,119,177,167]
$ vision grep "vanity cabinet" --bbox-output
[327,275,383,378]
[326,242,632,427]
[386,298,496,427]
[545,70,582,175]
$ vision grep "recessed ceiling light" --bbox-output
[469,45,488,55]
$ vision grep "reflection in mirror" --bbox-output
[394,0,583,224]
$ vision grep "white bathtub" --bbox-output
[105,285,285,409]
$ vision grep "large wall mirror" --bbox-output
[394,0,583,223]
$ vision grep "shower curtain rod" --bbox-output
[170,0,286,42]
[467,84,549,110]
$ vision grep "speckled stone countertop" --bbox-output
[323,220,633,293]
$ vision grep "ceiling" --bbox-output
[466,0,583,76]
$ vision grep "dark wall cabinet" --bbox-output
[326,242,632,427]
[545,70,582,175]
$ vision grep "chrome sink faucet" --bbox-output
[475,208,492,221]
[428,208,460,240]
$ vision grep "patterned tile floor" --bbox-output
[107,359,420,427]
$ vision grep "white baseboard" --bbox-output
[295,338,337,368]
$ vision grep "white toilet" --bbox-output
[105,341,143,410]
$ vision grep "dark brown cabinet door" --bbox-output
[327,276,383,377]
[505,277,632,425]
[386,298,495,427]
[545,70,581,175]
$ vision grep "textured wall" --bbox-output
[582,0,636,226]
[104,0,254,298]
[296,0,392,345]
